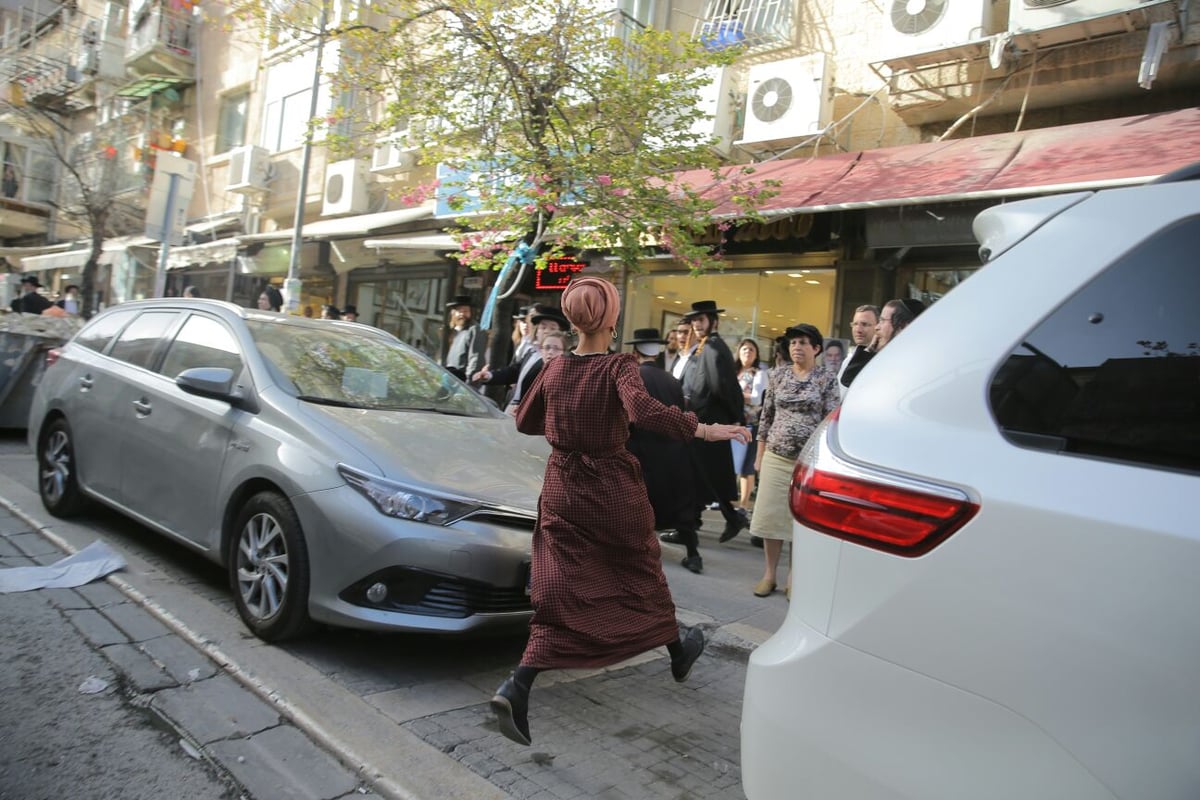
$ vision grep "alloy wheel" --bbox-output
[235,512,290,621]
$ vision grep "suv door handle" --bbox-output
[132,398,151,416]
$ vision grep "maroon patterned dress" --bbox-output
[515,351,699,669]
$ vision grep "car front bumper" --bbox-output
[291,486,533,634]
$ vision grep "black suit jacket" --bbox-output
[681,332,743,424]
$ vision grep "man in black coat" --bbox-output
[10,274,51,315]
[677,299,748,544]
[473,305,569,414]
[625,328,703,574]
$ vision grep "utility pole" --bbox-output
[283,0,329,315]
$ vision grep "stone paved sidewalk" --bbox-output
[0,508,378,800]
[404,640,749,800]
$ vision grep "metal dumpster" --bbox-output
[0,313,83,429]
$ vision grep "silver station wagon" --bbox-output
[28,299,547,642]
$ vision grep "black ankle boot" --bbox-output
[490,675,531,746]
[671,626,706,683]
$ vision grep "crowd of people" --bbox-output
[461,280,925,747]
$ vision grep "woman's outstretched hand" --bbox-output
[696,423,752,444]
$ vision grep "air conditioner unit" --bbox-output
[737,55,834,147]
[226,145,270,193]
[1009,0,1171,35]
[645,66,737,155]
[322,159,370,216]
[881,0,997,58]
[689,66,737,154]
[370,133,417,174]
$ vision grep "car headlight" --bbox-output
[338,464,481,525]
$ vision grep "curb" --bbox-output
[0,494,404,800]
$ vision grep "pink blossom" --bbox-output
[596,175,612,186]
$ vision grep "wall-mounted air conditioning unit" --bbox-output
[1009,0,1171,35]
[645,66,737,155]
[690,65,737,154]
[370,133,417,174]
[881,0,997,59]
[322,159,370,216]
[736,54,834,147]
[226,145,270,193]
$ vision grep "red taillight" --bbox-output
[45,348,61,367]
[789,460,979,557]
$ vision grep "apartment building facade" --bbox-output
[2,0,1198,358]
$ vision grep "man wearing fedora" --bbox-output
[473,304,569,413]
[676,299,748,544]
[10,274,51,315]
[626,328,704,574]
[444,294,487,382]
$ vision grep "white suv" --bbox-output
[741,166,1200,800]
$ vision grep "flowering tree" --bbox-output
[242,0,776,286]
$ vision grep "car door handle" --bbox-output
[78,375,93,390]
[132,398,151,416]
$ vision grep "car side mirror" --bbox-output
[176,367,254,411]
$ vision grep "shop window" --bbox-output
[624,267,837,358]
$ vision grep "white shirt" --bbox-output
[836,344,861,400]
[671,344,697,381]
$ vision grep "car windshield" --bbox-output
[245,319,497,417]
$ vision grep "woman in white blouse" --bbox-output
[731,338,769,514]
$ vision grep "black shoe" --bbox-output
[490,675,531,746]
[671,627,706,683]
[719,510,749,543]
[681,554,703,574]
[659,530,685,545]
[750,535,764,549]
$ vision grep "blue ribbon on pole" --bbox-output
[480,241,534,330]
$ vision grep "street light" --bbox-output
[282,0,329,315]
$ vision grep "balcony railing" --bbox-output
[126,7,195,70]
[693,0,793,52]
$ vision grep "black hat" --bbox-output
[445,294,472,310]
[530,305,569,330]
[627,327,667,345]
[783,323,824,351]
[342,304,358,315]
[512,304,533,320]
[899,298,926,318]
[682,299,724,318]
[19,273,41,287]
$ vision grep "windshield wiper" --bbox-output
[296,395,371,409]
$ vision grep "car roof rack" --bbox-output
[1150,160,1200,184]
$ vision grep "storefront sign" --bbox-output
[535,259,586,290]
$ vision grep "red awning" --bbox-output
[686,107,1200,217]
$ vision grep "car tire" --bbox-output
[37,417,90,518]
[228,491,312,642]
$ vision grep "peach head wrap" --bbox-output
[561,277,620,334]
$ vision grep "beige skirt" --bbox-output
[749,449,796,542]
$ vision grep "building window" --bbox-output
[215,90,248,154]
[261,46,335,152]
[618,0,655,27]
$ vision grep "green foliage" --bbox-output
[239,0,777,273]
